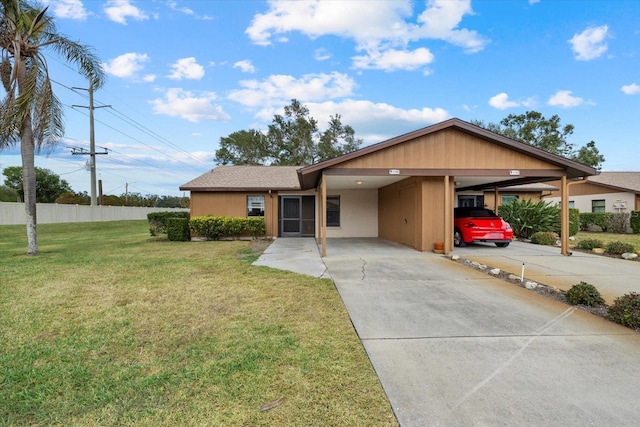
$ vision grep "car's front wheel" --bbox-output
[495,242,510,247]
[454,229,466,247]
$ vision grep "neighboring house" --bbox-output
[180,118,596,255]
[542,172,640,213]
[457,183,559,211]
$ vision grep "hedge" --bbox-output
[631,211,640,234]
[580,212,630,233]
[148,211,190,235]
[167,217,190,241]
[190,216,266,240]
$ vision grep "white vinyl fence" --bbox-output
[0,202,188,225]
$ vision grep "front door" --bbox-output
[281,196,302,236]
[279,196,316,237]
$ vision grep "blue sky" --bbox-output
[1,0,638,197]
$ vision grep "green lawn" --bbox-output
[575,231,640,250]
[0,221,397,426]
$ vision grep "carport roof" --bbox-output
[297,118,597,190]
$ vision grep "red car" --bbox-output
[454,207,513,247]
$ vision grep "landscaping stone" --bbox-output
[525,281,538,290]
[592,248,605,254]
[622,252,638,260]
[450,255,461,261]
[489,268,501,276]
[508,274,521,282]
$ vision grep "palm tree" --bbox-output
[0,0,105,254]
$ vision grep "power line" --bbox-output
[52,78,213,171]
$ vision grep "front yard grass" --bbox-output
[0,221,396,426]
[575,231,640,250]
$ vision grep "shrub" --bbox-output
[167,217,190,241]
[148,211,189,236]
[608,213,631,234]
[498,199,560,239]
[530,231,558,246]
[608,292,640,329]
[189,215,266,240]
[604,241,636,255]
[631,211,640,234]
[568,208,580,237]
[565,282,605,306]
[576,238,604,251]
[579,212,612,231]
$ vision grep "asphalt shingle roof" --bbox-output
[179,165,302,191]
[588,172,640,193]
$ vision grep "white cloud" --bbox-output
[488,93,519,110]
[547,90,584,108]
[314,48,331,61]
[352,47,434,72]
[167,0,194,15]
[246,0,488,72]
[569,25,610,61]
[233,60,257,74]
[413,0,487,54]
[104,0,148,25]
[251,98,450,144]
[488,93,536,110]
[43,0,88,20]
[228,72,357,107]
[621,83,640,95]
[309,99,450,129]
[167,57,205,80]
[102,53,150,79]
[150,88,231,122]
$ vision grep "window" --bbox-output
[592,199,605,213]
[501,195,519,205]
[247,195,265,217]
[326,196,340,227]
[558,201,576,208]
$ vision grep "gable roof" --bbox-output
[298,118,597,190]
[587,172,640,194]
[179,165,301,191]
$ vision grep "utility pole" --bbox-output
[72,83,110,206]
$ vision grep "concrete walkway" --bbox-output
[252,237,329,278]
[255,238,640,426]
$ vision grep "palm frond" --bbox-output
[47,35,106,88]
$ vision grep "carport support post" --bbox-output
[560,175,570,255]
[320,174,327,257]
[444,176,453,253]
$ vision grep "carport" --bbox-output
[297,118,597,257]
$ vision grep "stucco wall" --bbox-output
[543,192,635,213]
[325,189,378,238]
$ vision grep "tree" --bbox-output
[0,184,18,201]
[0,0,105,254]
[573,141,605,170]
[214,129,268,165]
[471,111,604,169]
[214,99,363,166]
[2,166,72,202]
[55,191,89,205]
[267,99,319,165]
[317,114,361,162]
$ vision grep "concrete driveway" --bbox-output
[321,239,640,426]
[453,240,640,304]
